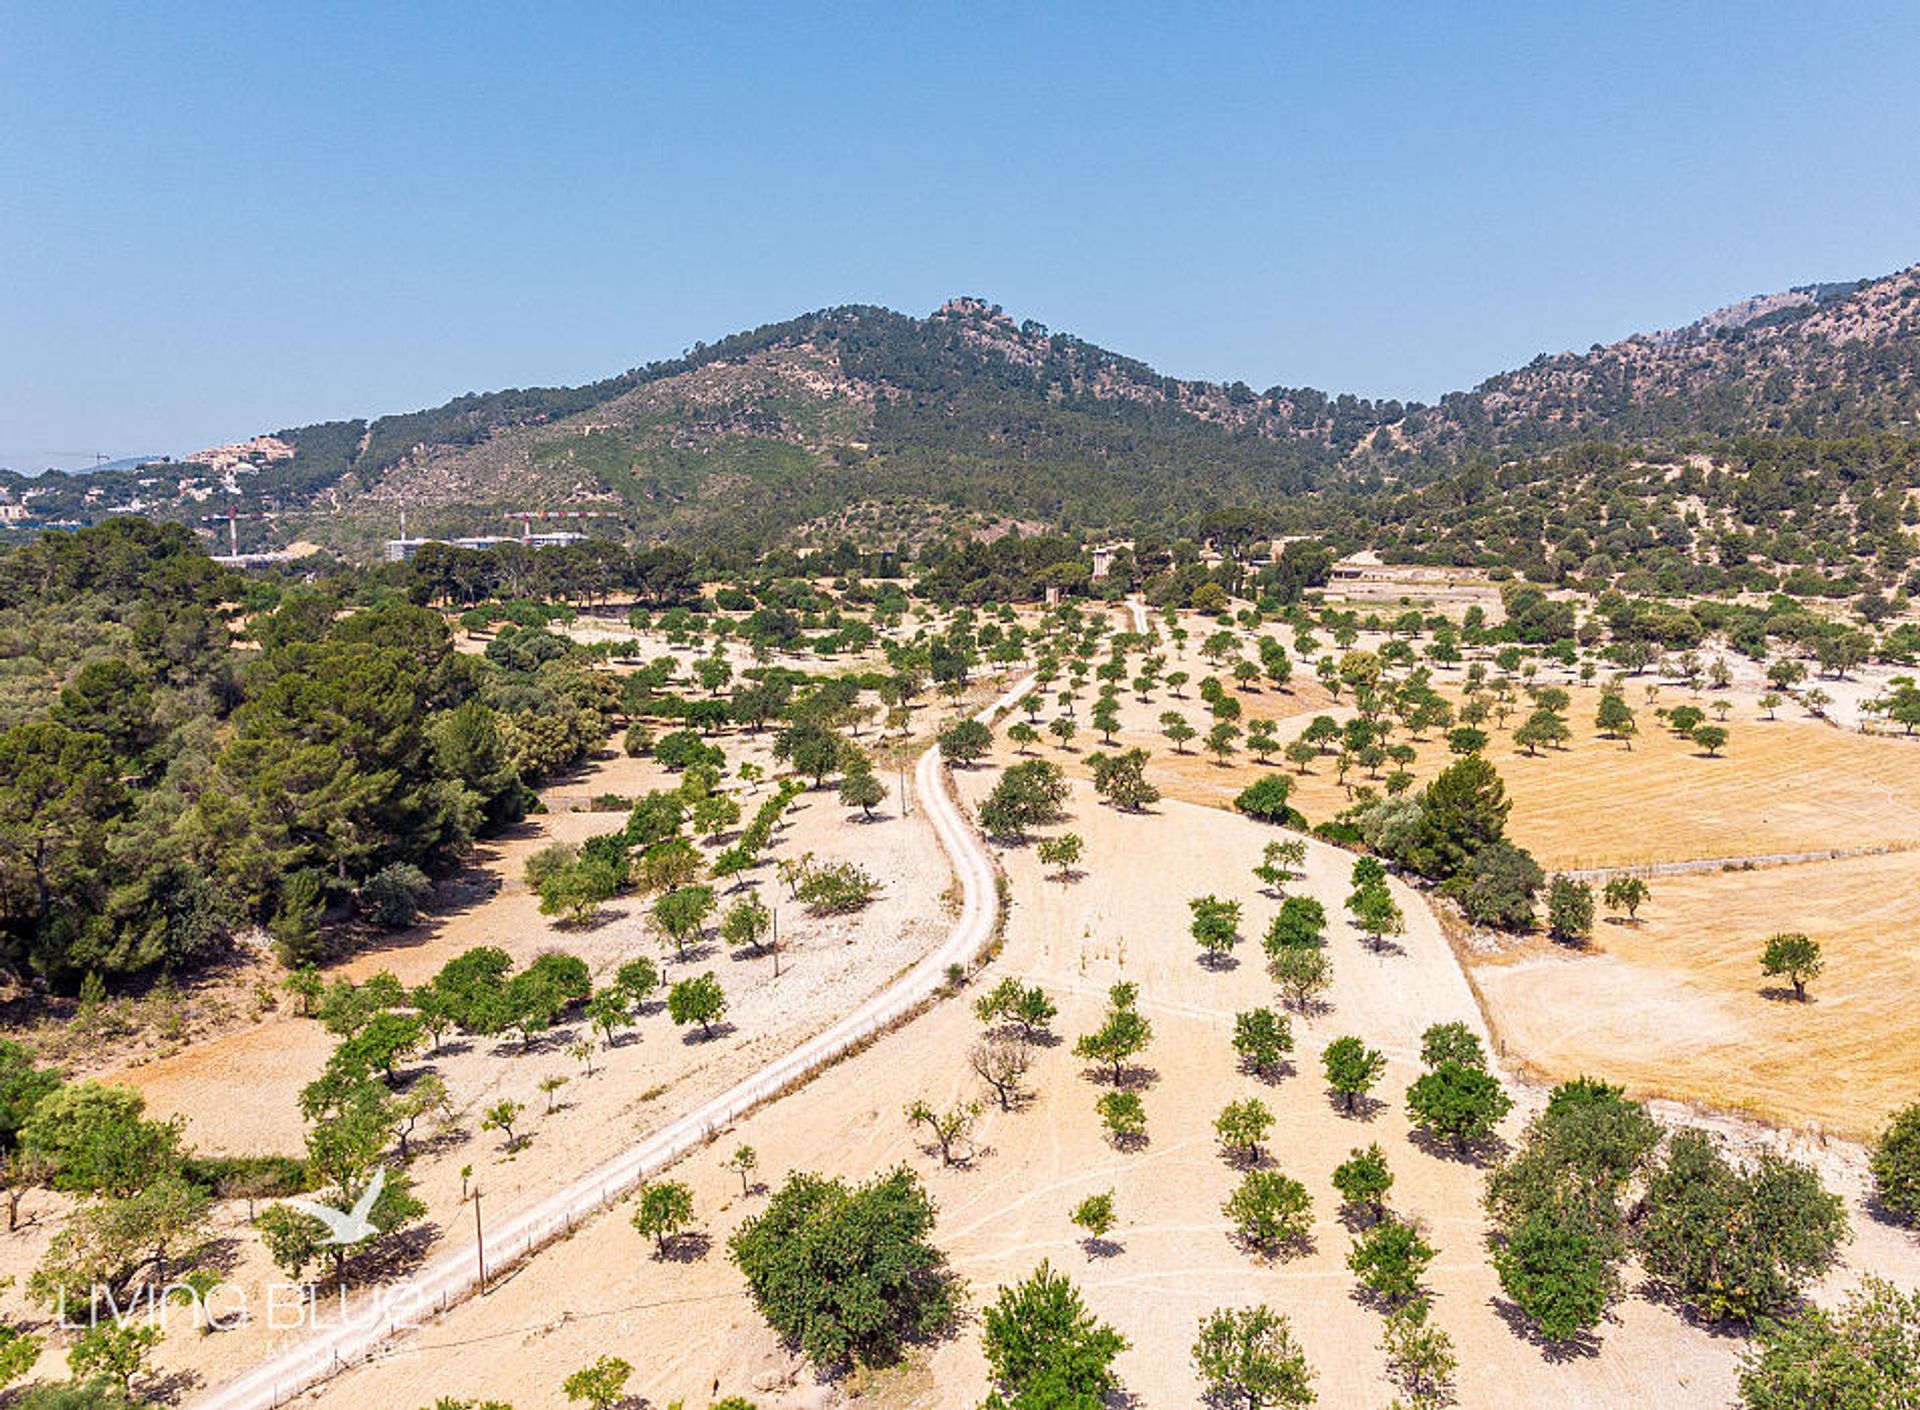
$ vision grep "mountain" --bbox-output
[1377,266,1920,465]
[252,297,1410,556]
[7,266,1917,556]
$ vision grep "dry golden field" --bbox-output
[1469,849,1920,1139]
[1127,677,1920,870]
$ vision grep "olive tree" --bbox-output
[1760,931,1823,1000]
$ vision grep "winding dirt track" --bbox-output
[191,673,1034,1410]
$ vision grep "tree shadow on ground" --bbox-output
[1221,1145,1274,1172]
[1081,1064,1159,1091]
[343,1220,441,1286]
[1240,1059,1296,1085]
[1327,1091,1387,1122]
[1407,1126,1508,1168]
[1865,1193,1917,1231]
[142,1367,204,1405]
[1489,1295,1604,1361]
[1281,996,1334,1021]
[652,1230,713,1264]
[549,905,629,934]
[1228,1229,1316,1263]
[1630,1277,1770,1340]
[1336,1203,1390,1235]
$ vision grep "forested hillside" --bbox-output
[5,267,1917,562]
[0,520,627,989]
[1377,267,1920,467]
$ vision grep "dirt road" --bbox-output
[188,672,1034,1410]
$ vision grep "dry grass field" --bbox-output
[1129,674,1920,870]
[1471,848,1920,1139]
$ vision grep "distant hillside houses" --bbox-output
[185,435,294,474]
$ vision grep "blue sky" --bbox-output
[4,2,1918,465]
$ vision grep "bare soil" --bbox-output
[285,779,1920,1410]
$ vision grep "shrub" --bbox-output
[1233,774,1304,826]
[1448,840,1544,929]
[1545,874,1594,943]
[1738,1276,1920,1409]
[1492,1208,1613,1342]
[796,861,880,914]
[1638,1130,1846,1323]
[1871,1102,1920,1222]
[361,863,432,931]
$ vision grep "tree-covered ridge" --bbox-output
[1311,430,1920,603]
[240,260,1920,532]
[1373,264,1920,470]
[6,264,1919,561]
[286,299,1403,551]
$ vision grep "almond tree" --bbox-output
[969,1035,1034,1111]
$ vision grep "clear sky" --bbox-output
[4,2,1918,467]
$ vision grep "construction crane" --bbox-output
[502,509,620,541]
[200,507,292,554]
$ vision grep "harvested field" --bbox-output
[1471,848,1920,1139]
[1126,674,1920,871]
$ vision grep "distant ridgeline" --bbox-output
[2,264,1915,580]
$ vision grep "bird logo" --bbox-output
[284,1167,386,1245]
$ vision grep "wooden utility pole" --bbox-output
[474,1193,486,1293]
